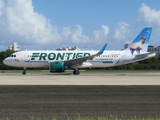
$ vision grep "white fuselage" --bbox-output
[3,50,155,69]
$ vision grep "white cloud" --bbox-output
[1,1,160,51]
[0,0,94,50]
[71,25,90,44]
[114,22,130,41]
[62,26,72,39]
[61,25,91,45]
[102,25,109,35]
[0,0,62,47]
[138,3,160,46]
[7,0,62,44]
[0,0,133,51]
[93,25,109,44]
[138,3,160,25]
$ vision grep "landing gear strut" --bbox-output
[73,70,80,75]
[22,70,26,75]
[22,67,26,75]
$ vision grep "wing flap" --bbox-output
[65,43,107,66]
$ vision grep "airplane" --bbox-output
[3,27,156,75]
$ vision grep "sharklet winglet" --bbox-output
[99,43,107,54]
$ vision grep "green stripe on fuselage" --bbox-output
[31,53,40,60]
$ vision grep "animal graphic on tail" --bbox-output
[129,30,151,55]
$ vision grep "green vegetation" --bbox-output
[0,50,15,70]
[0,50,160,70]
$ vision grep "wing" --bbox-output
[65,43,107,66]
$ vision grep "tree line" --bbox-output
[0,50,160,70]
[0,50,15,70]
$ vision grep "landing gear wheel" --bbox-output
[73,70,80,75]
[22,70,26,75]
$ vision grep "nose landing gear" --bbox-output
[22,67,26,75]
[22,70,26,75]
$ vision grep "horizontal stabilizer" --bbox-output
[135,52,155,58]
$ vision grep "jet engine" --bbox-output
[49,62,65,72]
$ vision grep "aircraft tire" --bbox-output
[22,71,26,75]
[73,70,80,75]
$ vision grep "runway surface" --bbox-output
[0,85,160,119]
[0,72,160,85]
[0,72,160,119]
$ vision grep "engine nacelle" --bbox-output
[49,62,65,72]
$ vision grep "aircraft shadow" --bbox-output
[45,73,73,75]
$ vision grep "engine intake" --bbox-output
[49,62,65,72]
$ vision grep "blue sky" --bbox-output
[0,0,160,51]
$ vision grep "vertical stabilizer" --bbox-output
[125,27,152,55]
[116,27,152,65]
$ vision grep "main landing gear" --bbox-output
[22,67,26,75]
[73,70,80,75]
[22,70,26,75]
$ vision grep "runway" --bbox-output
[0,72,160,85]
[0,85,160,119]
[0,72,160,119]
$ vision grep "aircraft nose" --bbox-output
[3,59,6,65]
[3,58,10,66]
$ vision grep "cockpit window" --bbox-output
[10,55,16,57]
